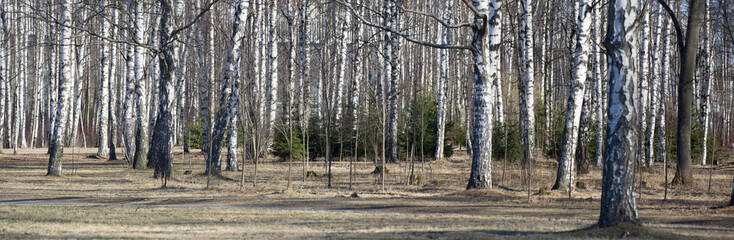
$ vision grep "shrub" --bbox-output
[271,126,305,160]
[400,92,455,160]
[492,120,522,160]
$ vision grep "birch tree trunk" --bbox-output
[197,0,213,172]
[97,0,111,157]
[123,0,137,163]
[70,37,84,148]
[226,54,240,171]
[265,0,279,150]
[47,0,74,176]
[594,2,604,167]
[637,6,649,168]
[109,7,120,160]
[647,4,662,167]
[132,0,150,170]
[335,7,350,121]
[518,0,535,166]
[599,0,639,227]
[386,0,400,163]
[467,0,500,190]
[0,4,6,154]
[151,0,177,183]
[656,17,669,164]
[208,0,249,175]
[435,0,452,161]
[553,0,592,192]
[700,0,711,165]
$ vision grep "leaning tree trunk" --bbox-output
[467,0,500,190]
[518,0,535,167]
[208,0,249,175]
[599,0,639,227]
[553,0,592,192]
[47,0,73,176]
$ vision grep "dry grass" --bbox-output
[0,147,733,239]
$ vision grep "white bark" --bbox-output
[0,3,5,154]
[47,0,74,176]
[594,2,604,167]
[109,7,120,160]
[553,0,592,191]
[656,17,670,164]
[208,0,249,175]
[98,0,111,157]
[599,0,640,227]
[701,0,712,165]
[266,0,279,149]
[637,6,649,168]
[123,19,136,163]
[335,8,350,121]
[467,0,500,190]
[132,0,150,169]
[519,0,535,165]
[435,0,452,161]
[647,4,662,167]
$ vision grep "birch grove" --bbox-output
[0,0,730,227]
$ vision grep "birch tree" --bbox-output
[700,0,712,165]
[553,0,592,192]
[150,0,180,184]
[599,0,639,227]
[466,0,500,190]
[518,0,535,167]
[647,3,662,167]
[47,0,74,176]
[208,0,249,176]
[0,1,6,154]
[123,0,137,163]
[435,0,452,161]
[97,0,112,158]
[132,0,150,170]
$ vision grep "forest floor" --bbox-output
[0,147,733,239]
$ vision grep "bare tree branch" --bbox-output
[336,0,472,50]
[397,5,475,29]
[657,0,685,53]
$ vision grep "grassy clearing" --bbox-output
[0,147,733,239]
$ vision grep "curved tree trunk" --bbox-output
[553,0,592,192]
[208,0,249,176]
